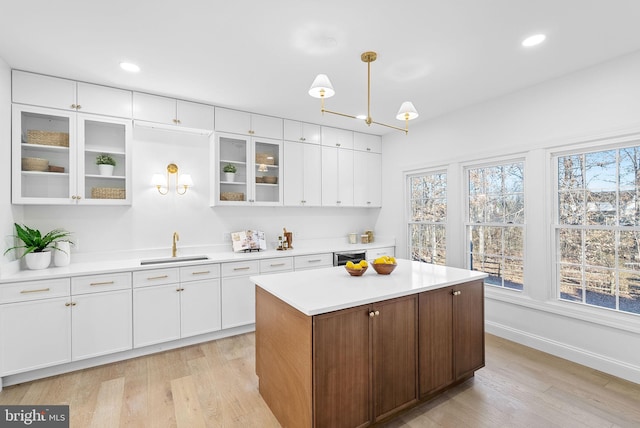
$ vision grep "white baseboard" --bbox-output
[486,321,640,385]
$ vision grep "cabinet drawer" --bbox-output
[260,257,294,273]
[222,260,260,277]
[180,264,221,282]
[133,268,179,288]
[72,272,132,295]
[0,278,70,304]
[366,247,396,260]
[294,253,333,270]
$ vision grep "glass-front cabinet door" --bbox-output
[214,133,282,206]
[12,104,131,205]
[253,138,282,204]
[77,115,131,205]
[12,105,76,204]
[217,134,249,204]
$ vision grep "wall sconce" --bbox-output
[151,163,193,195]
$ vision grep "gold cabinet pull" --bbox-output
[233,266,251,271]
[20,287,50,294]
[452,290,462,296]
[65,302,77,307]
[176,287,185,292]
[270,263,285,267]
[147,275,169,280]
[308,259,322,263]
[369,310,380,318]
[90,281,115,286]
[375,310,380,316]
[191,271,210,275]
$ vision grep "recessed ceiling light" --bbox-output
[356,114,367,120]
[120,62,140,73]
[522,34,546,47]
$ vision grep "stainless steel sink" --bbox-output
[140,255,209,265]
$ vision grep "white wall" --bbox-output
[0,57,22,275]
[378,50,640,383]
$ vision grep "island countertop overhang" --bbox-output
[251,259,488,316]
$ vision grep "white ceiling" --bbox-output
[2,0,640,135]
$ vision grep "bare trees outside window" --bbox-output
[467,162,524,290]
[408,171,446,265]
[557,147,640,315]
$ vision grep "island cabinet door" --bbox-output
[313,304,371,428]
[418,286,454,397]
[371,295,419,422]
[452,280,485,378]
[418,280,485,398]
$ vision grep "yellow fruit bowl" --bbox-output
[372,263,397,275]
[345,265,368,276]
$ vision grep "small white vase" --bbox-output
[54,241,71,267]
[25,251,51,270]
[224,172,235,182]
[98,164,115,176]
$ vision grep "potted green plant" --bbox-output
[223,163,237,182]
[4,223,73,270]
[96,154,116,176]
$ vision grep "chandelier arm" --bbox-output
[370,119,409,135]
[320,108,359,120]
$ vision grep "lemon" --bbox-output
[346,261,355,268]
[374,257,386,265]
[390,256,396,264]
[359,260,368,267]
[351,264,363,270]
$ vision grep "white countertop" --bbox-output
[0,240,395,284]
[251,259,488,316]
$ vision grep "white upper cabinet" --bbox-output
[13,104,132,205]
[215,107,283,139]
[133,92,214,131]
[353,132,382,153]
[12,70,132,118]
[283,120,321,144]
[321,126,353,149]
[283,141,322,206]
[354,151,382,207]
[321,145,354,207]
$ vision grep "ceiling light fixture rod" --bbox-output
[309,51,419,134]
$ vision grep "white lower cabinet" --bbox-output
[71,289,132,360]
[0,295,71,376]
[133,265,221,347]
[221,260,260,329]
[133,283,181,347]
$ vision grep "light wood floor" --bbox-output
[1,333,639,428]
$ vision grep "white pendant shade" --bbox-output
[308,74,335,98]
[396,101,419,121]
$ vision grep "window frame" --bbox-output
[551,139,640,316]
[464,157,526,291]
[405,167,448,265]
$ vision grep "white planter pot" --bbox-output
[224,172,236,182]
[98,164,115,176]
[54,241,71,267]
[25,251,51,270]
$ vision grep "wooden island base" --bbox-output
[255,278,485,428]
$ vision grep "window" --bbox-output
[408,171,446,265]
[467,162,524,290]
[556,146,640,315]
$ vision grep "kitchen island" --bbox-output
[251,259,488,427]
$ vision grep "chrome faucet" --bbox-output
[172,232,179,257]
